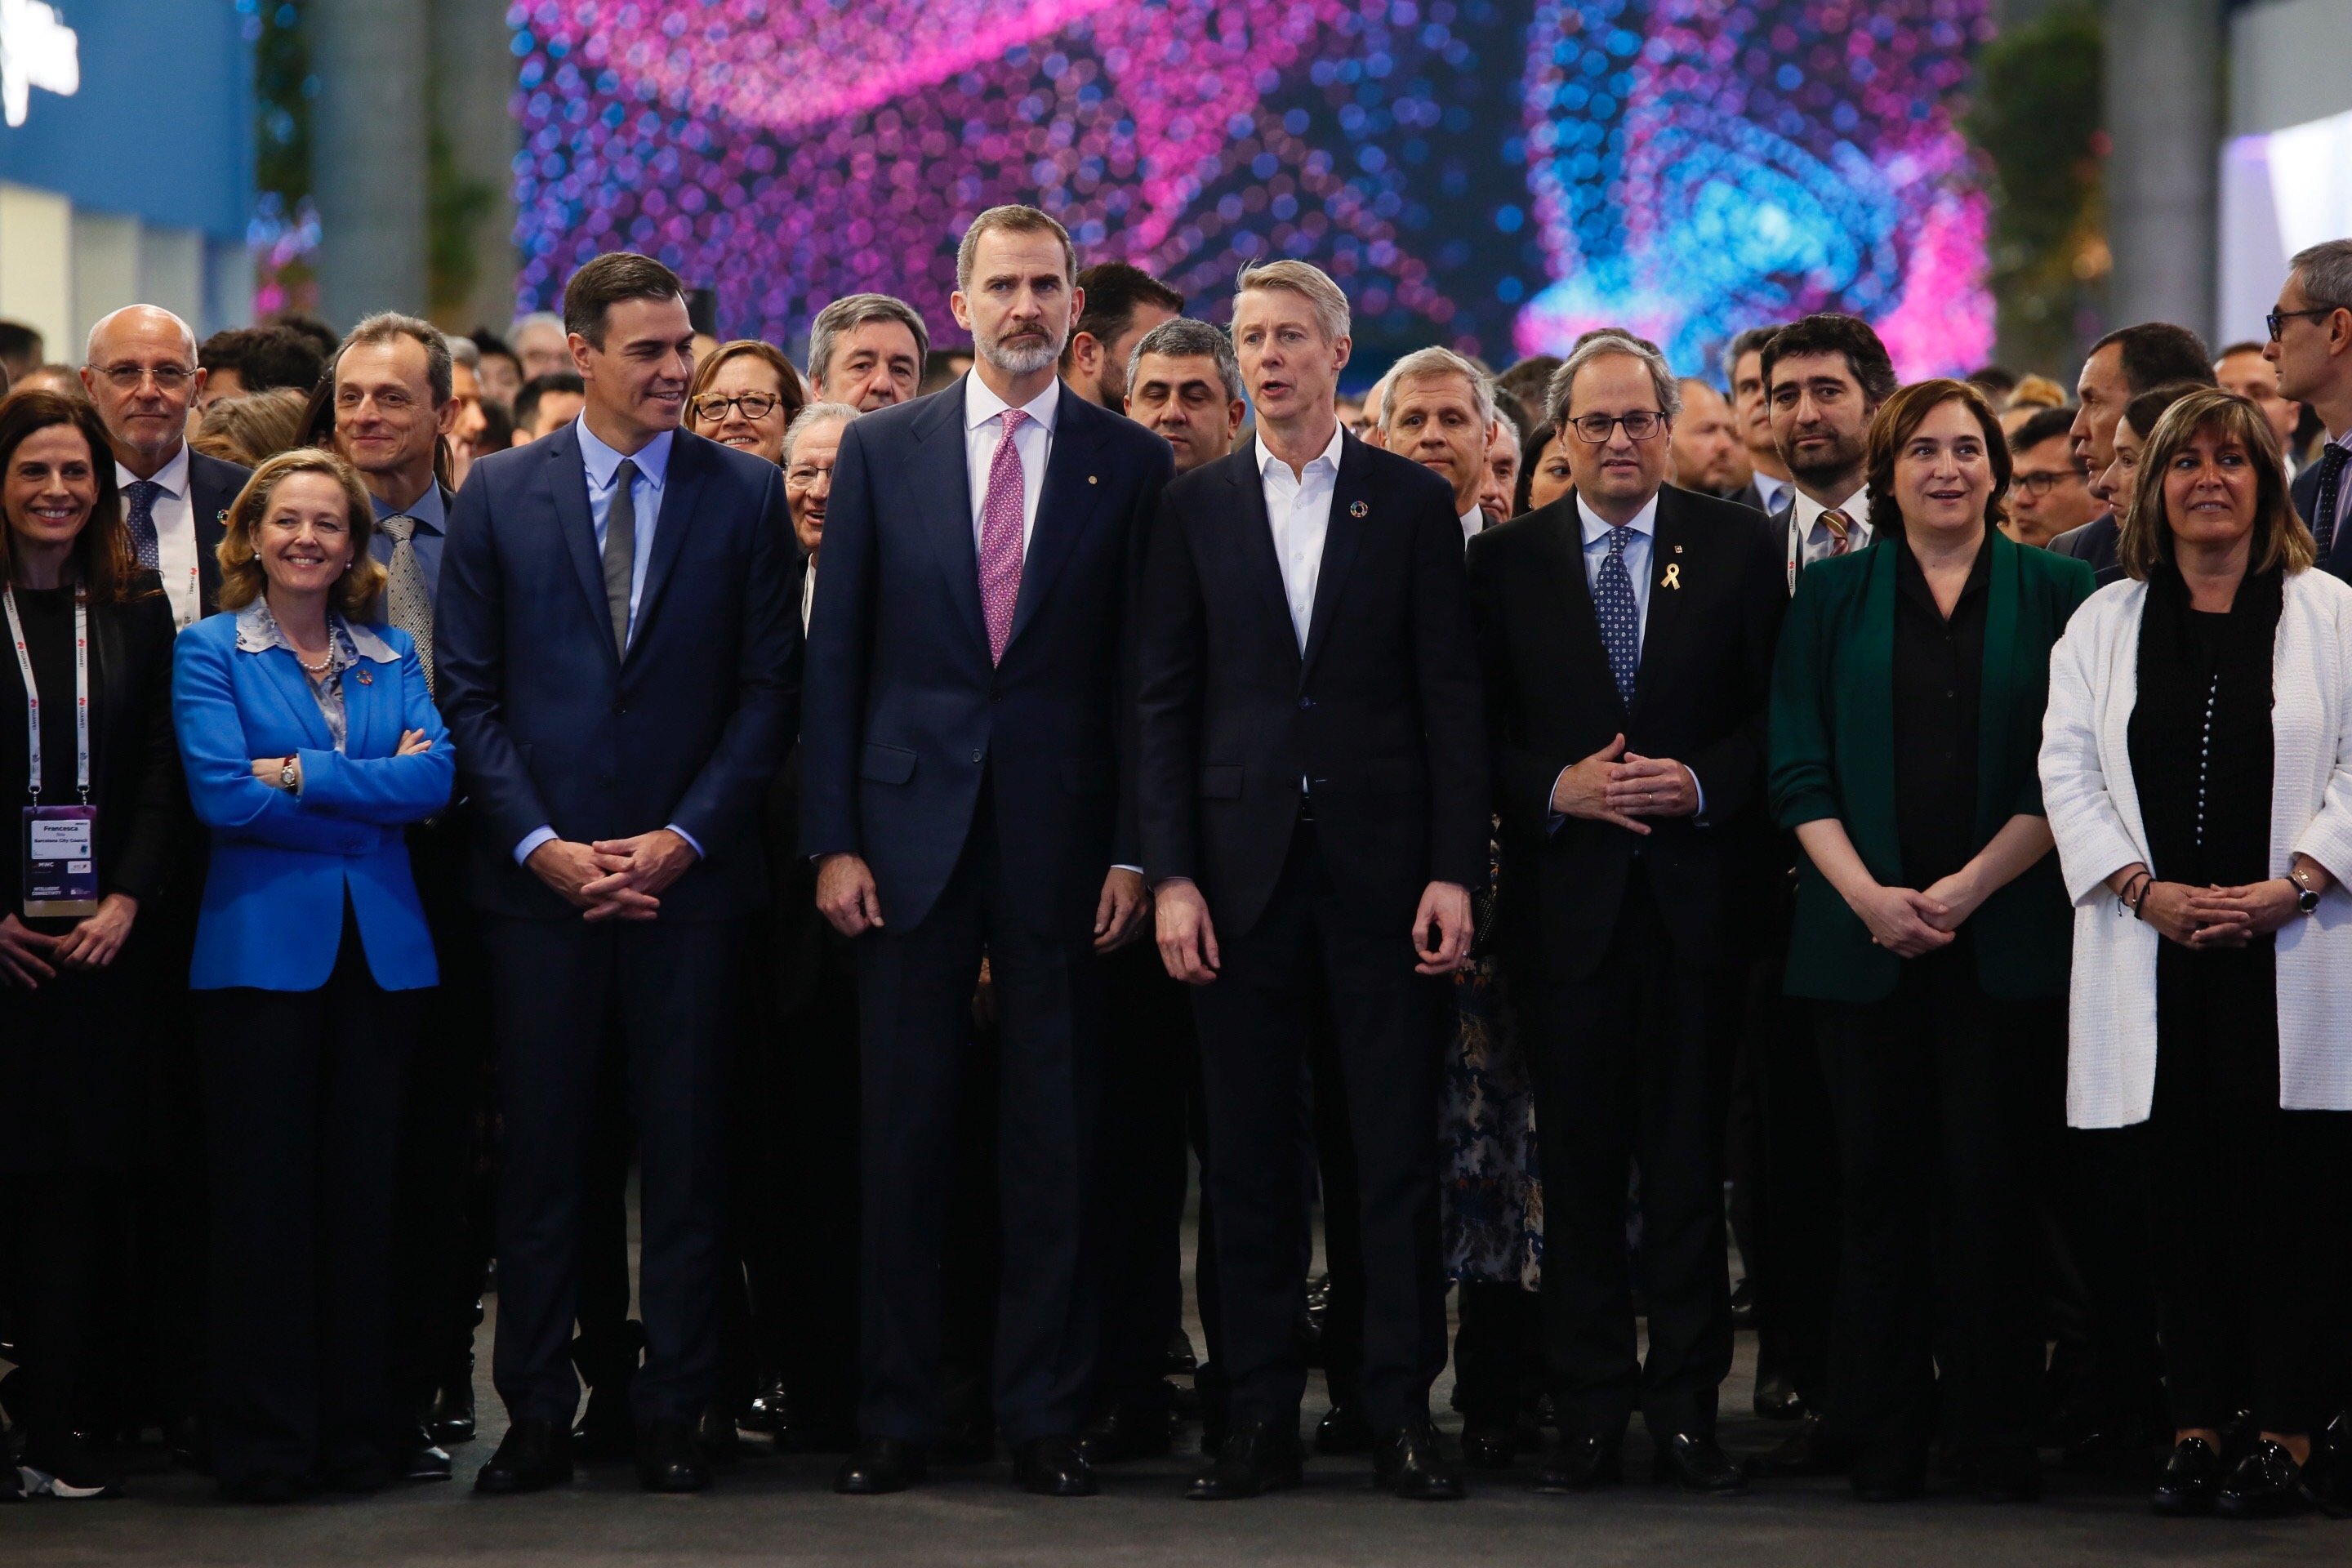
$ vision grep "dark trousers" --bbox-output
[1520,866,1735,1441]
[487,915,742,1427]
[855,811,1103,1446]
[1192,820,1450,1433]
[2148,943,2349,1436]
[1748,978,1841,1410]
[1452,1281,1544,1423]
[197,922,421,1486]
[4,1171,125,1445]
[1814,950,2060,1463]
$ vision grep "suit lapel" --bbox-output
[1005,395,1106,656]
[256,648,334,751]
[1975,529,2022,844]
[1629,488,1695,725]
[1845,543,1901,880]
[626,434,701,660]
[914,380,988,661]
[543,427,618,673]
[1223,452,1298,665]
[1300,435,1372,679]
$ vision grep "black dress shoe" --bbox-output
[474,1419,574,1495]
[1187,1420,1305,1499]
[1315,1403,1375,1455]
[1653,1432,1749,1494]
[1164,1330,1200,1379]
[571,1384,636,1463]
[1535,1432,1622,1492]
[429,1378,478,1446]
[835,1437,926,1495]
[1374,1422,1466,1500]
[1078,1405,1174,1464]
[1973,1445,2042,1503]
[1752,1368,1806,1422]
[1012,1436,1098,1497]
[636,1418,711,1494]
[1459,1415,1519,1471]
[401,1432,455,1483]
[740,1380,787,1436]
[697,1402,742,1457]
[1751,1412,1853,1478]
[2217,1440,2310,1519]
[2153,1437,2222,1516]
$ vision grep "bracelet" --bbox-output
[2122,871,2152,918]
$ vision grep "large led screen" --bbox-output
[509,0,1993,379]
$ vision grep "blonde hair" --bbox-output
[216,448,388,617]
[190,387,313,468]
[2003,373,2068,412]
[1232,260,1351,345]
[2117,387,2313,581]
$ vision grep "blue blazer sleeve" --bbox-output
[295,633,455,824]
[798,418,878,862]
[172,621,379,857]
[435,466,555,853]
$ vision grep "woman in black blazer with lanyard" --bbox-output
[0,392,185,1500]
[1768,380,2093,1503]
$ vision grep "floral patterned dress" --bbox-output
[1438,830,1542,1290]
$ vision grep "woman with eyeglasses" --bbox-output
[685,341,808,468]
[1769,380,2092,1502]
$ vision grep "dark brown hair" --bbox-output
[2117,387,2312,581]
[561,252,687,349]
[1863,379,2013,540]
[216,448,387,617]
[0,390,136,603]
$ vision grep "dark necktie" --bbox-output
[377,514,435,693]
[1595,524,1640,709]
[124,479,163,570]
[604,459,639,656]
[2314,445,2349,568]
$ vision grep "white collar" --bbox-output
[964,372,1061,436]
[1792,482,1870,534]
[1575,489,1660,546]
[1254,421,1345,482]
[575,415,674,491]
[232,600,399,665]
[118,443,190,499]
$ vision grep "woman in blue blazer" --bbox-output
[172,449,452,1502]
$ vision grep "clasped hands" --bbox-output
[2129,875,2305,950]
[529,828,699,921]
[1551,733,1698,835]
[0,894,140,987]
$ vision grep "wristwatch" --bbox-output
[2290,866,2321,915]
[278,756,300,792]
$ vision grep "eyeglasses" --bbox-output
[1566,411,1666,443]
[2266,305,2341,341]
[96,364,194,391]
[2012,469,2083,497]
[689,392,782,422]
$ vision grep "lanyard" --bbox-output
[4,586,90,803]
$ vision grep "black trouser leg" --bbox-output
[1091,941,1195,1417]
[573,1028,639,1400]
[1757,991,1840,1409]
[773,962,863,1431]
[1310,1002,1365,1411]
[8,1170,116,1446]
[1452,1281,1543,1423]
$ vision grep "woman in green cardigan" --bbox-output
[1767,379,2093,1503]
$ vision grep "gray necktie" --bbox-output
[604,458,639,655]
[377,514,435,693]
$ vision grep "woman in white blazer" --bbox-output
[2041,387,2352,1521]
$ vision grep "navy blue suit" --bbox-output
[437,421,800,1428]
[800,376,1172,1445]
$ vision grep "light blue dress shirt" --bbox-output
[368,480,447,608]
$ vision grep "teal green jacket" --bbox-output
[1768,531,2094,1002]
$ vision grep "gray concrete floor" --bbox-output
[9,1280,2350,1566]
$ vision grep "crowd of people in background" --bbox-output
[1,216,2350,1526]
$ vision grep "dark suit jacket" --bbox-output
[800,379,1174,935]
[1137,434,1486,939]
[2292,457,2352,586]
[2048,513,2122,586]
[186,450,250,617]
[1767,531,2092,1003]
[1466,484,1784,981]
[436,424,801,921]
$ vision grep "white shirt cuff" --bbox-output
[666,823,706,859]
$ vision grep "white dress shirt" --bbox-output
[1459,504,1484,547]
[1790,482,1873,568]
[1753,470,1793,516]
[800,559,817,635]
[1257,421,1346,652]
[118,444,203,630]
[964,375,1059,550]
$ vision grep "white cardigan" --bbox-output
[2040,568,2352,1128]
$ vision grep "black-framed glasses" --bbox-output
[2267,305,2341,341]
[689,392,782,421]
[96,364,194,390]
[2012,469,2084,497]
[1566,411,1666,443]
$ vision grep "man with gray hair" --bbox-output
[2274,238,2352,574]
[1468,327,1782,1496]
[506,310,571,381]
[807,294,929,412]
[81,305,252,627]
[1380,345,1497,542]
[1125,317,1245,474]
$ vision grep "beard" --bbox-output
[1787,426,1868,490]
[976,321,1062,378]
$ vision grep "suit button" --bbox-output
[1298,697,1315,710]
[971,746,985,764]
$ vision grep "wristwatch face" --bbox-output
[280,764,298,789]
[2301,885,2322,914]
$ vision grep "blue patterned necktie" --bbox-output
[2314,444,2349,568]
[123,479,162,570]
[1595,523,1639,709]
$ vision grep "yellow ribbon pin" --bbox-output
[1662,564,1683,590]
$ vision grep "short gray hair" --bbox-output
[807,294,931,390]
[445,335,481,369]
[1126,318,1243,403]
[2292,238,2352,310]
[339,311,455,405]
[1547,332,1683,427]
[1233,260,1351,345]
[783,400,862,466]
[507,310,564,342]
[1379,345,1495,433]
[955,205,1077,292]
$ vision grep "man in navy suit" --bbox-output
[437,252,800,1496]
[2272,240,2352,577]
[800,205,1172,1499]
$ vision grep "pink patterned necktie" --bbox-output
[978,408,1028,664]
